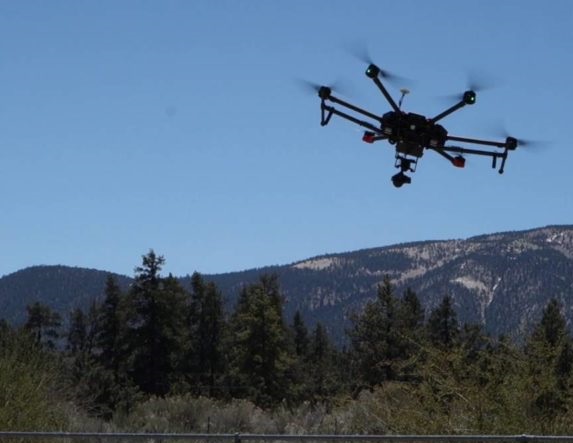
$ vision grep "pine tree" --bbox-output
[80,276,132,417]
[396,288,425,380]
[531,298,567,348]
[288,310,311,403]
[124,251,188,396]
[188,272,226,397]
[23,302,62,349]
[348,276,404,387]
[67,308,88,355]
[555,339,573,391]
[259,274,284,316]
[479,335,529,433]
[427,295,459,349]
[96,276,123,375]
[307,322,340,405]
[525,298,572,426]
[226,275,293,408]
[398,288,424,333]
[65,302,117,417]
[292,310,310,358]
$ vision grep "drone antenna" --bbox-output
[398,88,410,109]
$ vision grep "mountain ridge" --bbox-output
[1,224,572,343]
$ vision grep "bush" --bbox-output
[0,329,72,430]
[116,395,275,433]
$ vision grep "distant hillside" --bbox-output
[201,225,573,342]
[0,266,132,324]
[1,225,573,343]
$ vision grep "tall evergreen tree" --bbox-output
[69,301,98,357]
[65,302,117,417]
[395,288,425,380]
[525,298,573,425]
[188,272,225,397]
[77,276,133,417]
[292,310,310,358]
[530,298,568,349]
[96,276,124,375]
[307,322,340,405]
[398,288,425,333]
[427,295,459,349]
[259,274,284,316]
[226,275,293,408]
[348,276,404,387]
[124,251,188,396]
[288,310,311,404]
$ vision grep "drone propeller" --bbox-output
[482,121,546,149]
[440,69,499,102]
[495,128,545,149]
[295,78,350,98]
[509,137,541,149]
[466,68,498,93]
[295,79,325,94]
[344,43,409,86]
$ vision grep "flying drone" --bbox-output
[314,63,522,187]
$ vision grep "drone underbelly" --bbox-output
[397,141,424,157]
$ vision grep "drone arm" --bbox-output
[446,135,507,149]
[441,145,504,157]
[369,77,401,113]
[326,94,383,123]
[429,100,467,124]
[321,102,383,134]
[429,147,457,163]
[441,145,509,174]
[429,91,477,124]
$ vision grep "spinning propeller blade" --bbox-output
[494,127,545,149]
[295,79,348,97]
[345,43,409,86]
[466,68,499,93]
[440,69,499,102]
[481,121,547,150]
[295,79,324,94]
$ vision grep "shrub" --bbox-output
[0,329,71,430]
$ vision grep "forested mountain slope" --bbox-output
[1,225,572,341]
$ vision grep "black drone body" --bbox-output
[317,63,518,187]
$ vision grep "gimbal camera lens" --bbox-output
[391,172,412,188]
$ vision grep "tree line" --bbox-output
[3,250,573,433]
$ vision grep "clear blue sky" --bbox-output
[1,0,571,278]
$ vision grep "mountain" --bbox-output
[201,225,573,342]
[0,266,132,325]
[1,225,572,343]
